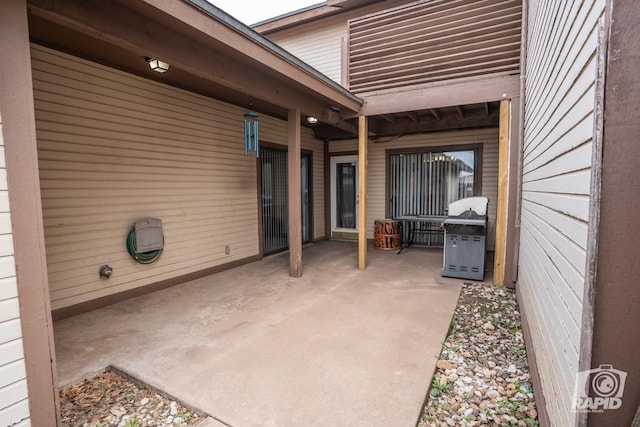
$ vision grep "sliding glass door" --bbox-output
[260,147,311,255]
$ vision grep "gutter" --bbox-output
[252,2,326,27]
[186,0,363,107]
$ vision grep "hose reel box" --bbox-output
[134,217,164,253]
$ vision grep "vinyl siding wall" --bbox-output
[268,18,346,84]
[0,118,30,425]
[518,1,605,424]
[31,44,324,311]
[261,0,410,86]
[329,128,498,250]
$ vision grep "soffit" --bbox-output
[314,101,501,140]
[26,0,362,130]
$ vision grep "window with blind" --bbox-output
[388,148,478,246]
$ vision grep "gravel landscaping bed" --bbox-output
[417,282,539,427]
[59,369,206,427]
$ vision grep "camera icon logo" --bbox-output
[573,365,627,412]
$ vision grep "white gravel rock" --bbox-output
[416,283,539,427]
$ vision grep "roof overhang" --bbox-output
[26,0,362,131]
[253,0,383,34]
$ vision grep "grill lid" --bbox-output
[447,196,488,217]
[443,217,486,226]
[444,197,488,225]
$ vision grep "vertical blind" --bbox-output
[261,148,289,255]
[261,148,311,255]
[389,150,476,245]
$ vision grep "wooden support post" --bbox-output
[288,109,302,278]
[0,0,60,423]
[494,99,510,286]
[358,116,368,270]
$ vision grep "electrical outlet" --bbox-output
[224,245,230,255]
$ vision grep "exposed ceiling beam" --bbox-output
[353,74,520,117]
[456,105,465,118]
[369,110,499,137]
[314,120,376,140]
[317,102,500,140]
[380,114,396,124]
[430,108,441,120]
[334,119,358,135]
[406,112,418,122]
[485,102,490,115]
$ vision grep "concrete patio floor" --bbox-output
[54,241,465,427]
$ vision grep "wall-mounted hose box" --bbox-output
[134,218,164,253]
[126,218,164,265]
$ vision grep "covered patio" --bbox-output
[0,2,503,424]
[54,241,470,427]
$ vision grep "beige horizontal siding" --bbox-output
[32,44,323,310]
[329,128,499,250]
[252,126,324,241]
[348,0,521,93]
[261,0,411,87]
[517,1,605,424]
[312,144,325,240]
[0,116,29,426]
[268,19,346,84]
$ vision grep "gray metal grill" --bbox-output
[441,197,489,280]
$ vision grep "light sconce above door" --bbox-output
[145,57,171,73]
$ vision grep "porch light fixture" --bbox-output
[145,57,170,73]
[244,112,259,158]
[306,116,319,124]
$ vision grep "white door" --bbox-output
[330,155,359,233]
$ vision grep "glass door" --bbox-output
[260,147,311,255]
[301,155,311,243]
[330,155,359,233]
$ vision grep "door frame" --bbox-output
[257,142,313,257]
[330,155,359,235]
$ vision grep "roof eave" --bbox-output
[186,0,362,112]
[252,0,383,34]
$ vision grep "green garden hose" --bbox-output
[126,226,163,264]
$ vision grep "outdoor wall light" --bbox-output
[306,116,319,124]
[145,57,171,73]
